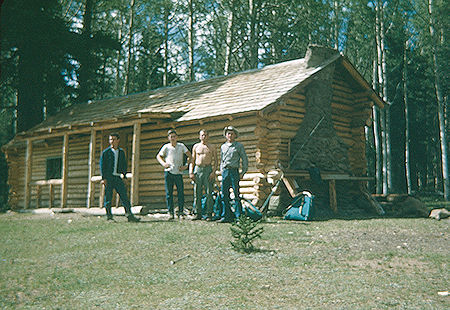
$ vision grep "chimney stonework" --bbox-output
[290,45,350,173]
[305,44,340,68]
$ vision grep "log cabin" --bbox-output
[2,45,384,215]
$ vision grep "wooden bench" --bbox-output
[30,179,63,208]
[281,170,373,213]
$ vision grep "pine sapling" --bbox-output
[230,215,264,253]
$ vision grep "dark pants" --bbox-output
[221,168,242,220]
[193,165,213,218]
[164,171,184,215]
[104,176,132,216]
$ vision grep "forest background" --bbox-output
[0,0,448,211]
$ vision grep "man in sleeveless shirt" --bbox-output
[189,129,218,220]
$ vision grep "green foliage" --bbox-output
[230,215,264,253]
[0,110,14,212]
[0,0,448,198]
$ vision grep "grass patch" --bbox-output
[0,213,449,309]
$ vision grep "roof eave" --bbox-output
[9,111,175,142]
[340,56,385,109]
[260,53,343,115]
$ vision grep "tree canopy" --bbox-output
[0,0,448,204]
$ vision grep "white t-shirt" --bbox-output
[158,142,188,175]
[112,148,121,176]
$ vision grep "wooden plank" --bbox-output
[87,129,96,208]
[283,170,373,181]
[329,179,338,213]
[36,185,41,209]
[24,139,32,209]
[60,134,69,208]
[282,177,299,197]
[15,117,155,142]
[131,122,141,206]
[49,184,54,208]
[30,179,63,186]
[99,182,105,208]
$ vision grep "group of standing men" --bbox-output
[99,126,247,223]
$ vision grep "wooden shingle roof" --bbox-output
[19,49,382,137]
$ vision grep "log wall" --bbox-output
[253,69,373,206]
[138,114,261,210]
[65,133,90,207]
[30,137,64,208]
[332,66,372,175]
[4,145,26,209]
[4,70,374,210]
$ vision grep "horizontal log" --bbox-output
[287,92,306,101]
[332,83,353,94]
[140,116,257,140]
[331,101,353,112]
[30,179,63,186]
[283,169,373,180]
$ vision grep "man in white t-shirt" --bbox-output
[157,129,192,219]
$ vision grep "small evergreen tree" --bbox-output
[230,215,264,253]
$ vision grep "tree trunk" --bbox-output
[428,0,449,200]
[124,0,135,95]
[78,0,95,103]
[188,0,195,82]
[115,22,123,95]
[372,56,382,194]
[163,4,170,86]
[224,0,236,75]
[333,0,339,49]
[248,0,258,68]
[17,50,44,132]
[403,37,412,195]
[375,0,389,194]
[380,3,392,194]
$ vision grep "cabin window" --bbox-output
[46,157,62,180]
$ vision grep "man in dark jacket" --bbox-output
[100,133,140,222]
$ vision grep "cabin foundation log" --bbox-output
[24,139,33,209]
[87,129,96,208]
[329,179,338,213]
[131,122,141,206]
[60,134,69,208]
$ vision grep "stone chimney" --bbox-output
[290,44,350,173]
[305,45,340,68]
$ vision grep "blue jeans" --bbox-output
[104,176,132,216]
[164,171,184,215]
[221,168,242,220]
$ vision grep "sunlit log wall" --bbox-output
[4,66,373,210]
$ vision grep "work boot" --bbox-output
[107,215,114,221]
[127,214,141,222]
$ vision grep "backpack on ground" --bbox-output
[284,191,314,221]
[241,198,263,221]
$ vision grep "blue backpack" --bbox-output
[241,198,263,221]
[209,193,262,221]
[284,191,314,221]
